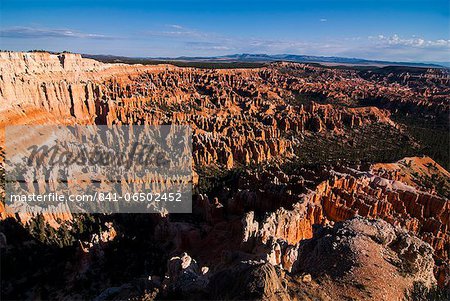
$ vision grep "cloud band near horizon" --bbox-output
[1,25,449,62]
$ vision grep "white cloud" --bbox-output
[184,41,233,51]
[320,19,327,22]
[144,25,210,39]
[6,24,446,61]
[0,26,114,39]
[145,25,449,60]
[168,24,184,29]
[369,34,450,48]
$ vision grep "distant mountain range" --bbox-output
[84,53,448,68]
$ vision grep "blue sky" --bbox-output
[1,0,449,62]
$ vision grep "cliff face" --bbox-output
[238,167,448,278]
[0,52,395,167]
[320,174,449,260]
[0,52,106,75]
[0,52,103,133]
[158,218,438,300]
[3,53,448,131]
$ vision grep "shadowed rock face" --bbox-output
[236,167,449,291]
[156,218,438,300]
[0,52,449,300]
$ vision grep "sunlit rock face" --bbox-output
[1,52,399,167]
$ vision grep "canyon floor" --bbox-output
[0,52,449,300]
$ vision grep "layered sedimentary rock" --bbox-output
[1,52,449,299]
[154,157,448,288]
[281,62,450,116]
[318,172,449,261]
[0,52,400,167]
[161,218,437,300]
[236,162,449,284]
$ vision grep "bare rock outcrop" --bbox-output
[292,217,437,301]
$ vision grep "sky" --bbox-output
[1,0,449,62]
